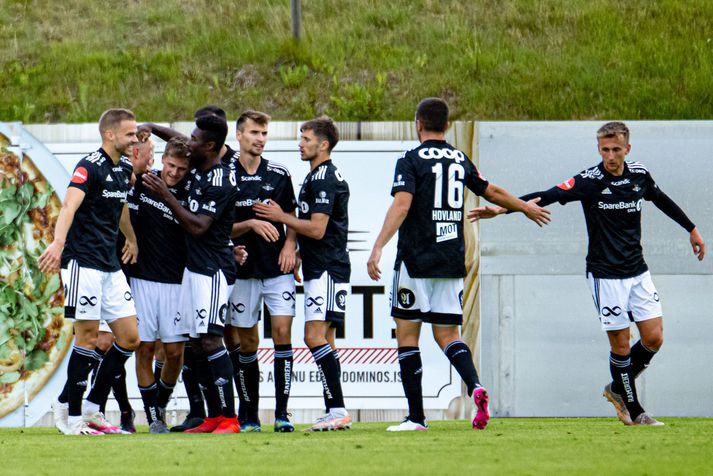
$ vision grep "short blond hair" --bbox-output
[597,122,629,143]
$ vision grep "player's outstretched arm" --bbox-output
[141,173,214,237]
[119,203,138,264]
[482,184,551,227]
[138,123,187,143]
[690,227,705,261]
[38,187,85,274]
[367,192,413,281]
[231,219,279,242]
[253,201,329,240]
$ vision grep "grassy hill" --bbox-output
[1,0,712,122]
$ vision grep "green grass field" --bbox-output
[2,419,713,475]
[2,0,712,122]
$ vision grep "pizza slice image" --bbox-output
[0,132,73,418]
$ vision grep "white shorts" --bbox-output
[133,278,187,343]
[390,262,464,326]
[176,269,233,338]
[99,320,112,333]
[228,274,296,328]
[303,271,348,326]
[61,259,136,322]
[587,271,662,331]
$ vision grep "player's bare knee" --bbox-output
[136,342,156,362]
[200,334,225,354]
[164,344,184,364]
[643,334,663,351]
[271,326,291,345]
[117,334,141,351]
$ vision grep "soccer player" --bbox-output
[132,137,192,434]
[367,97,550,431]
[39,108,141,436]
[50,136,155,435]
[226,110,298,432]
[142,113,242,434]
[469,121,705,426]
[254,117,352,432]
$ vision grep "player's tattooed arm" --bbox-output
[119,203,138,264]
[367,191,412,281]
[141,173,214,237]
[38,187,85,274]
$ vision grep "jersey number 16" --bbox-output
[431,163,464,209]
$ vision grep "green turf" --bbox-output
[2,419,713,475]
[2,0,713,122]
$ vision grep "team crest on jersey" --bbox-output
[557,177,575,190]
[262,183,274,192]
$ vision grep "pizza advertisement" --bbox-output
[0,123,73,426]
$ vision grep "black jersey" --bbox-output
[297,160,350,282]
[232,158,297,279]
[62,149,133,272]
[391,140,489,278]
[221,145,239,172]
[129,170,189,284]
[522,161,695,279]
[184,164,239,282]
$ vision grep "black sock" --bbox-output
[89,348,104,389]
[91,348,106,413]
[154,360,164,384]
[139,382,159,424]
[311,344,345,410]
[86,343,133,409]
[323,349,341,412]
[67,346,96,417]
[182,344,205,419]
[156,378,175,409]
[228,346,245,421]
[195,355,221,418]
[208,347,236,418]
[58,381,69,404]
[631,340,658,379]
[274,344,293,418]
[239,351,260,422]
[610,352,644,419]
[444,340,480,396]
[398,347,425,424]
[112,366,132,413]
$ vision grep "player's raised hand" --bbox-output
[234,245,248,266]
[122,239,138,265]
[253,199,285,223]
[251,219,280,242]
[141,172,170,200]
[38,242,62,274]
[467,206,506,222]
[367,246,382,281]
[690,227,705,261]
[522,198,551,227]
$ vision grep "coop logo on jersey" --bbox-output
[71,167,89,184]
[393,174,406,187]
[436,222,458,243]
[418,147,465,162]
[557,177,575,190]
[315,190,330,204]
